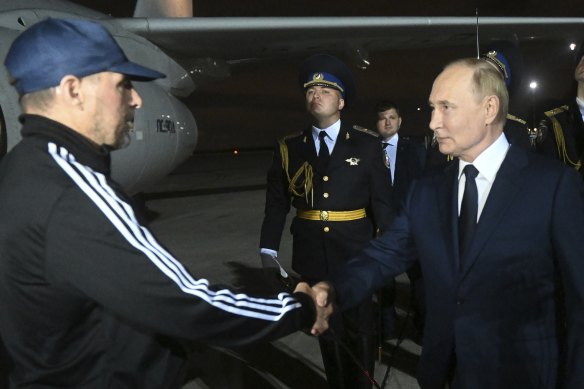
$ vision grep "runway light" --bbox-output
[233,149,239,155]
[570,43,577,51]
[529,81,538,90]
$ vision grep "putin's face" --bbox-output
[429,64,494,162]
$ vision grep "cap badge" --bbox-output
[485,50,508,79]
[313,73,323,81]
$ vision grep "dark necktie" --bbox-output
[318,131,330,169]
[459,164,479,267]
[382,142,392,184]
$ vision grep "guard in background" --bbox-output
[259,54,394,388]
[536,44,584,180]
[374,101,426,342]
[426,40,532,165]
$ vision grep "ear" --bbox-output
[55,75,83,108]
[484,95,499,125]
[398,116,403,128]
[338,97,345,111]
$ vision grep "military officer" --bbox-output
[536,43,584,180]
[259,54,394,389]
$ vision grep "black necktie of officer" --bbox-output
[459,164,479,268]
[318,131,330,169]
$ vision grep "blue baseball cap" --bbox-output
[4,18,165,95]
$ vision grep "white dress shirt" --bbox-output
[458,133,510,221]
[312,119,341,155]
[382,133,399,182]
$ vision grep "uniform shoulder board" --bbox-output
[544,105,570,118]
[506,113,526,125]
[278,131,304,144]
[353,125,379,137]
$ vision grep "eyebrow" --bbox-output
[429,99,453,106]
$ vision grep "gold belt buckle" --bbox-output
[320,210,329,221]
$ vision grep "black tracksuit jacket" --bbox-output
[0,115,314,388]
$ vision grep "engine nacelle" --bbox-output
[0,1,199,194]
[112,82,197,194]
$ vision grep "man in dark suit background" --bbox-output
[259,54,393,388]
[374,101,426,341]
[309,57,584,388]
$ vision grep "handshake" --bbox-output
[294,281,335,336]
[260,250,333,336]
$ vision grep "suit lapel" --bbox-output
[394,142,407,187]
[459,146,527,278]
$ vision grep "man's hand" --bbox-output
[294,281,334,336]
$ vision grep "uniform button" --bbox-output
[323,176,329,182]
[323,192,329,198]
[323,227,330,232]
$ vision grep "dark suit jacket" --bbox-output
[260,123,393,279]
[392,138,426,207]
[330,145,584,388]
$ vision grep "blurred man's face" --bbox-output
[376,108,402,140]
[305,85,344,124]
[429,64,493,162]
[83,72,142,149]
[575,56,584,83]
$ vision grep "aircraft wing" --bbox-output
[117,16,584,66]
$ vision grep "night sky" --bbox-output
[73,0,583,151]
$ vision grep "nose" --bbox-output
[131,88,143,109]
[429,109,440,132]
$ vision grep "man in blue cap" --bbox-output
[259,53,394,388]
[536,43,584,180]
[0,18,327,388]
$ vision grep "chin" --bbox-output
[438,144,454,156]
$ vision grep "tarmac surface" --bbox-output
[143,149,422,389]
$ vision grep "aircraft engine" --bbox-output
[0,3,199,194]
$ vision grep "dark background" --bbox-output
[73,0,584,151]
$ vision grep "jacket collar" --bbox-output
[20,114,111,175]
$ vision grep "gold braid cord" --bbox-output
[545,106,581,171]
[279,139,314,206]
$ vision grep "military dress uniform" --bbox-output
[260,121,393,388]
[536,101,584,180]
[260,53,393,389]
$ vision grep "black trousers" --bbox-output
[318,297,376,389]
